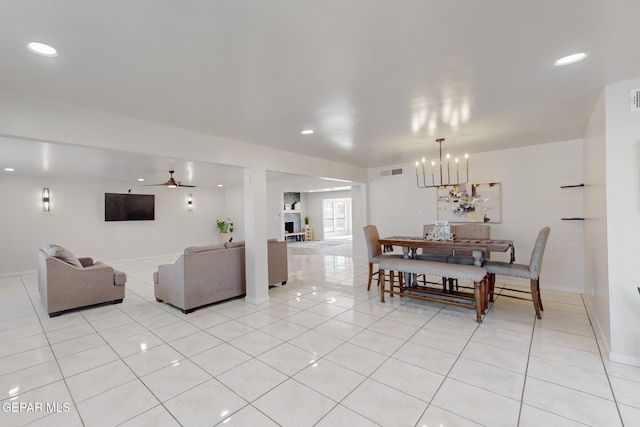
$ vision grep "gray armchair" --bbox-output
[38,245,126,317]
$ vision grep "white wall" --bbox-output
[604,76,640,365]
[583,90,611,350]
[0,174,226,274]
[264,176,362,240]
[368,139,585,293]
[225,183,245,242]
[304,190,353,240]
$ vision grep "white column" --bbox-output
[351,184,368,266]
[243,168,270,304]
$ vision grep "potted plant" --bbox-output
[216,218,234,242]
[216,219,229,233]
[304,216,310,229]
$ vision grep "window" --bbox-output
[322,198,351,236]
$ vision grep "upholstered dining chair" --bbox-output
[416,224,452,262]
[445,224,491,290]
[415,224,451,290]
[447,223,491,265]
[363,225,403,291]
[484,226,550,319]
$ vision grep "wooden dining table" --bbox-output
[377,236,515,320]
[378,236,514,266]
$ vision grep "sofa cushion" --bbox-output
[42,244,83,268]
[184,244,225,254]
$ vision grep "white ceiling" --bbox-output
[1,1,639,181]
[0,137,244,188]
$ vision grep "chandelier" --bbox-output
[415,138,469,189]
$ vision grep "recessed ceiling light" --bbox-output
[217,184,224,187]
[301,129,314,135]
[554,52,588,66]
[27,42,58,57]
[4,168,15,172]
[137,178,145,182]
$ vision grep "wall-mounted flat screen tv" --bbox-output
[105,193,155,221]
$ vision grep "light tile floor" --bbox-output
[1,245,639,426]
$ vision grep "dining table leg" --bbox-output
[401,247,411,259]
[471,250,485,267]
[408,247,418,287]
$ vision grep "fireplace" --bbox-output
[285,221,294,233]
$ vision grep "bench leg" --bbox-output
[474,281,483,323]
[481,278,488,314]
[488,273,495,302]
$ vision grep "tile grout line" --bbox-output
[515,306,537,427]
[582,294,626,426]
[16,274,84,426]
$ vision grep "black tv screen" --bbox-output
[105,193,155,221]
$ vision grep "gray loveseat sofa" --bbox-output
[153,239,288,313]
[38,244,126,317]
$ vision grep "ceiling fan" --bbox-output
[145,170,196,188]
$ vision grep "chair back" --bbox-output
[423,224,435,238]
[529,227,551,279]
[452,224,491,240]
[452,224,491,257]
[422,224,454,257]
[363,225,383,262]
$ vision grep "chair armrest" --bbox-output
[82,261,111,271]
[46,257,114,290]
[154,259,185,307]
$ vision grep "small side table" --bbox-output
[305,228,313,241]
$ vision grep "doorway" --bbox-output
[322,198,352,239]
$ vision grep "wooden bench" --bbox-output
[377,258,488,323]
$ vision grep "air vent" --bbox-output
[379,168,403,177]
[631,88,640,112]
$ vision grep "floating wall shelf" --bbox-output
[560,184,584,221]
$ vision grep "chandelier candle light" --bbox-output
[415,138,469,188]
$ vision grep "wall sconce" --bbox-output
[187,194,193,211]
[42,188,50,212]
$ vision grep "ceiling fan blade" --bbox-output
[141,171,196,187]
[142,179,174,186]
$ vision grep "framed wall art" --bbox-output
[436,182,502,223]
